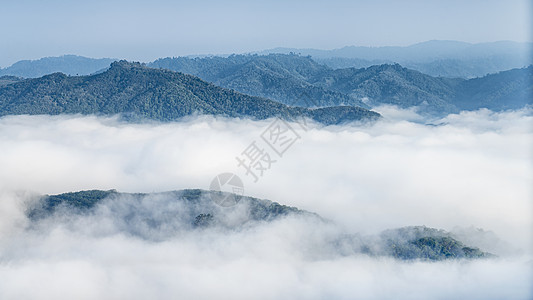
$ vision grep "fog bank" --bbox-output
[0,107,531,299]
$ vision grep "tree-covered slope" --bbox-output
[0,60,380,124]
[379,226,491,260]
[30,189,307,218]
[3,55,528,118]
[319,64,532,112]
[452,66,533,110]
[310,63,463,113]
[150,54,532,114]
[150,54,368,108]
[29,189,494,261]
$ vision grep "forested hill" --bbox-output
[29,189,494,261]
[0,60,380,124]
[149,54,368,108]
[2,55,529,119]
[451,66,533,111]
[311,64,532,112]
[150,54,532,114]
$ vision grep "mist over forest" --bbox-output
[1,0,531,298]
[0,106,531,299]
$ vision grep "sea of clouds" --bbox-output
[0,106,531,299]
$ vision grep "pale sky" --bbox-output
[0,0,531,67]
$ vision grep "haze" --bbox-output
[1,0,531,67]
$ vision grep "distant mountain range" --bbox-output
[151,54,532,114]
[0,60,379,124]
[29,189,494,261]
[1,41,530,80]
[0,55,115,78]
[259,40,532,78]
[0,44,531,119]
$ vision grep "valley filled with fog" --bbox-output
[0,106,531,299]
[1,0,531,298]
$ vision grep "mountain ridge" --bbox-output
[0,60,380,124]
[0,55,116,78]
[2,40,529,79]
[1,53,530,117]
[149,54,369,108]
[150,54,532,114]
[29,189,495,261]
[258,40,532,78]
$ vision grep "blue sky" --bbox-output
[0,0,531,67]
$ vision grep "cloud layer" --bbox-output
[0,107,531,299]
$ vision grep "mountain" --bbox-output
[28,189,315,224]
[378,226,492,260]
[0,60,380,124]
[2,54,528,118]
[149,54,368,108]
[0,55,116,78]
[309,63,462,113]
[312,64,533,112]
[3,41,529,80]
[149,54,532,114]
[404,56,531,79]
[28,189,493,261]
[452,66,533,111]
[260,41,532,78]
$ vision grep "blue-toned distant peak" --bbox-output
[0,55,116,78]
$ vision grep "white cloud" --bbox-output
[0,108,531,299]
